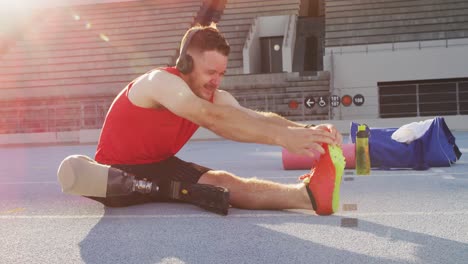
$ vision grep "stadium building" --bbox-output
[1,0,467,144]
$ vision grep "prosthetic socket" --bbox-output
[57,155,229,215]
[57,155,158,198]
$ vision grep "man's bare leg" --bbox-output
[198,170,313,210]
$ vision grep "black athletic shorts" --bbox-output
[87,156,212,207]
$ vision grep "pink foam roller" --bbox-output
[281,143,356,170]
[341,143,356,169]
[281,148,320,170]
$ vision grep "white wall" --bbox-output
[243,15,296,74]
[324,38,468,120]
[243,18,262,74]
[282,15,297,73]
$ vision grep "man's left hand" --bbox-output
[310,124,343,145]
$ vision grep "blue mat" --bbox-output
[350,117,462,170]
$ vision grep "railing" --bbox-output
[7,81,462,134]
[0,101,111,134]
[233,91,330,121]
[0,90,333,134]
[379,80,468,118]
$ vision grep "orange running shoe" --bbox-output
[299,144,345,215]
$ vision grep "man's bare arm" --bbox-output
[214,89,342,145]
[139,70,284,145]
[136,70,335,156]
[214,90,309,127]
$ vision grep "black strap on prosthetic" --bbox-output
[107,168,159,197]
[169,181,230,215]
[106,167,136,197]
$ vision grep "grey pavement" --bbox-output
[0,132,467,264]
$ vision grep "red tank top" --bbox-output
[95,67,202,165]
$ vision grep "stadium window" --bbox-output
[379,84,417,118]
[378,78,468,118]
[459,82,468,115]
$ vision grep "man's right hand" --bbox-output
[280,126,337,157]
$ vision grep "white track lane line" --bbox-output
[1,210,468,219]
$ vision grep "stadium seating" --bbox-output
[222,71,330,121]
[0,0,329,137]
[0,0,202,134]
[326,0,468,47]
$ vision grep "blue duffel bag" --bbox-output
[350,117,462,170]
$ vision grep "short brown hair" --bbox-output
[179,23,230,57]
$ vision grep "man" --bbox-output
[90,23,342,214]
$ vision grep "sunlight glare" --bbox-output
[99,33,109,42]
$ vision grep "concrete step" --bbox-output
[47,1,202,20]
[16,29,186,46]
[284,85,330,93]
[229,44,244,53]
[223,31,249,39]
[226,38,245,45]
[325,0,399,7]
[45,10,197,29]
[23,22,191,41]
[227,59,242,68]
[326,1,468,19]
[228,51,242,60]
[286,71,330,81]
[0,65,160,82]
[218,18,254,26]
[40,16,194,34]
[0,56,173,75]
[326,21,468,39]
[226,0,300,9]
[326,7,468,25]
[224,82,329,93]
[2,74,139,90]
[4,42,178,58]
[326,14,468,32]
[218,24,251,33]
[220,10,298,21]
[222,72,329,88]
[1,50,177,67]
[227,0,297,3]
[225,67,244,75]
[326,0,464,12]
[0,82,128,100]
[223,72,288,85]
[223,4,299,15]
[326,29,468,46]
[326,10,468,32]
[12,35,182,53]
[2,47,176,62]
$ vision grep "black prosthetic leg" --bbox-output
[57,155,230,215]
[108,168,230,215]
[169,181,230,215]
[107,167,160,197]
